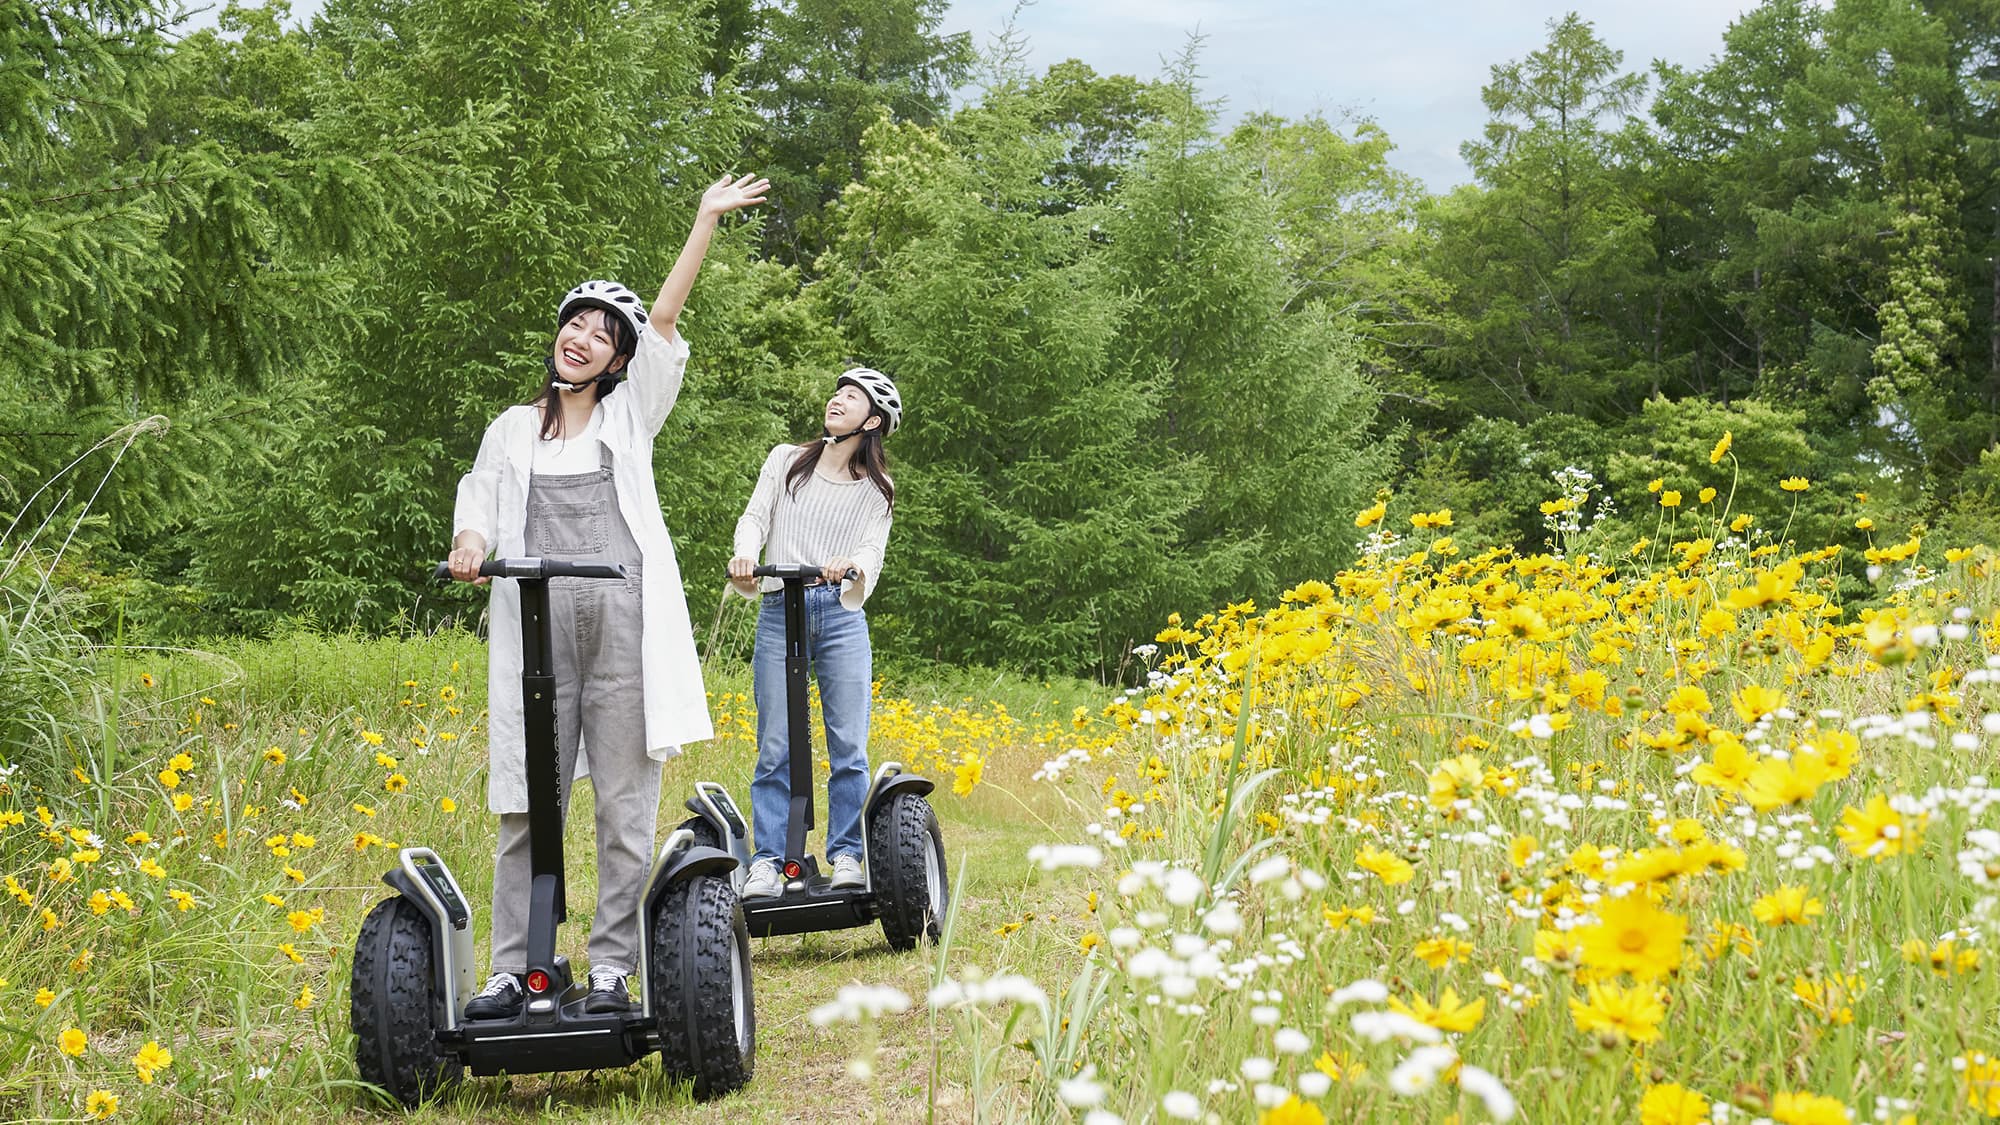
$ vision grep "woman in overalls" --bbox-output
[446,174,768,1016]
[725,367,900,899]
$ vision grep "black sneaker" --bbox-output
[464,972,524,1019]
[583,966,633,1014]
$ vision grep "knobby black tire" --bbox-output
[351,895,461,1107]
[649,874,754,1100]
[675,815,723,850]
[869,791,947,951]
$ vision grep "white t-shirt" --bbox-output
[530,407,605,475]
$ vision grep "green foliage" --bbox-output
[1105,64,1390,603]
[823,89,1199,675]
[729,0,973,267]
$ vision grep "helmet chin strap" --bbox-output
[820,427,860,445]
[545,356,623,393]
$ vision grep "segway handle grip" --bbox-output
[751,563,861,582]
[433,558,629,582]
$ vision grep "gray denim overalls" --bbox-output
[488,442,658,977]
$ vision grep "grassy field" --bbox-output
[0,628,1104,1122]
[13,450,2000,1124]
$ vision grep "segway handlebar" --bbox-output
[751,564,861,582]
[433,558,629,582]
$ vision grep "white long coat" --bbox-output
[453,327,714,812]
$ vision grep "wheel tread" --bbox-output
[649,875,754,1099]
[350,896,460,1106]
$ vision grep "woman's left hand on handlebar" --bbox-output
[822,557,859,586]
[447,542,489,585]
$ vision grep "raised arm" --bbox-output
[649,173,770,337]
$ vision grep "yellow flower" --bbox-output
[293,983,315,1011]
[167,889,195,911]
[58,1027,87,1056]
[1730,684,1786,724]
[279,942,305,965]
[138,858,166,879]
[1568,981,1666,1043]
[1412,936,1472,969]
[1648,478,1664,493]
[360,730,384,746]
[1730,513,1754,532]
[1836,795,1922,859]
[172,793,193,812]
[132,1040,172,1084]
[1792,972,1865,1025]
[156,768,180,790]
[1354,500,1387,528]
[1640,1083,1710,1125]
[1314,1050,1363,1082]
[1577,895,1685,981]
[1354,846,1414,885]
[1780,477,1809,491]
[1660,490,1682,508]
[1387,986,1485,1033]
[35,987,55,1007]
[263,746,286,765]
[383,773,409,793]
[439,797,457,813]
[85,1090,118,1119]
[1260,1097,1325,1125]
[1769,1091,1849,1125]
[1855,517,1874,531]
[1410,509,1453,530]
[1743,752,1834,812]
[1508,834,1539,868]
[439,685,457,701]
[1961,1051,2000,1117]
[1709,431,1732,463]
[285,909,318,933]
[1426,753,1486,809]
[1752,885,1824,927]
[1698,486,1717,504]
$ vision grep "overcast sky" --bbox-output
[937,0,1760,189]
[193,0,1759,191]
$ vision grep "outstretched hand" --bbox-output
[700,173,770,218]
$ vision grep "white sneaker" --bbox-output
[829,854,864,889]
[742,858,781,899]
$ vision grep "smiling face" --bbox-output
[551,307,629,383]
[824,382,881,438]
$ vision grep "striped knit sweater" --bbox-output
[731,443,893,609]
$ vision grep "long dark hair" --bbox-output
[785,410,895,508]
[530,306,637,440]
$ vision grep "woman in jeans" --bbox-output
[446,174,767,1016]
[725,367,901,897]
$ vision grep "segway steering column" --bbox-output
[751,564,856,882]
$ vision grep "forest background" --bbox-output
[9,0,2000,681]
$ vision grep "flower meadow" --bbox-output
[9,440,2000,1123]
[820,455,2000,1123]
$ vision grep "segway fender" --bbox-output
[864,763,935,817]
[380,848,477,1029]
[644,829,740,909]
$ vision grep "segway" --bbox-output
[674,563,948,949]
[350,558,754,1107]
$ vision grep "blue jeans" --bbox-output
[751,586,872,865]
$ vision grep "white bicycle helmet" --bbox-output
[837,366,903,435]
[556,279,649,341]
